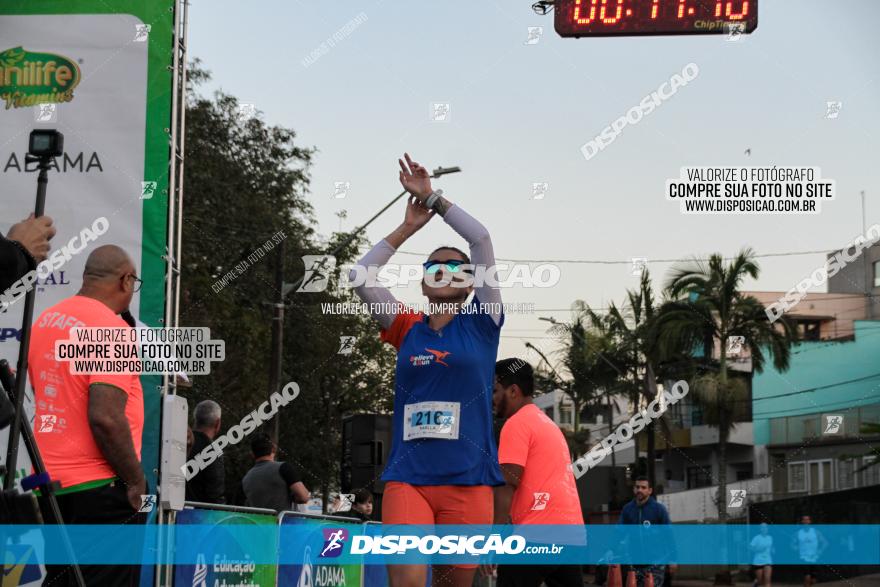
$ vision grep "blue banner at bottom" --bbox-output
[2,524,878,566]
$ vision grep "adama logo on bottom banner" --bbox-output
[319,528,348,558]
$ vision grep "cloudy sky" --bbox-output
[189,0,880,361]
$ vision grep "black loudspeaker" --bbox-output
[341,414,392,495]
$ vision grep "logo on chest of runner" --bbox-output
[409,348,452,367]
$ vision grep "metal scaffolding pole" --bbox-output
[158,1,189,585]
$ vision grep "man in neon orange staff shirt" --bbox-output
[28,244,146,587]
[485,358,585,587]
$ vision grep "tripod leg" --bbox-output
[13,400,87,587]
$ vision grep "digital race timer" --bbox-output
[555,0,758,37]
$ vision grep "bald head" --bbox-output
[79,245,138,314]
[83,245,133,281]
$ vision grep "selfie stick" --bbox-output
[1,131,86,586]
[3,133,56,490]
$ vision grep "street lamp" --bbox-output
[431,166,461,177]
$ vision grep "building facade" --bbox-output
[653,288,878,521]
[826,240,880,320]
[752,320,880,499]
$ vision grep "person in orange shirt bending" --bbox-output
[29,244,146,587]
[486,358,585,587]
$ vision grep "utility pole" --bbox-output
[644,364,657,489]
[862,190,872,320]
[268,238,285,444]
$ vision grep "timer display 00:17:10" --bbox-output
[555,0,758,37]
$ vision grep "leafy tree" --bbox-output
[179,63,395,506]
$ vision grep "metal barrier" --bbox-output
[183,501,277,515]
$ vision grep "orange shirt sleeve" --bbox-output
[88,371,136,394]
[379,311,423,351]
[498,414,531,467]
[87,327,138,393]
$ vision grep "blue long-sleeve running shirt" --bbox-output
[351,204,505,487]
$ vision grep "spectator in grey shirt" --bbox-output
[241,433,309,512]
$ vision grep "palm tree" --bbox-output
[536,313,625,504]
[585,271,690,486]
[656,248,795,522]
[536,314,612,434]
[599,273,658,481]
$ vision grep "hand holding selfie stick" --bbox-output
[4,130,63,491]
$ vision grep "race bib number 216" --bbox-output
[403,401,460,440]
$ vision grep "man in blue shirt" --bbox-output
[615,476,677,587]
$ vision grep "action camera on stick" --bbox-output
[28,129,64,158]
